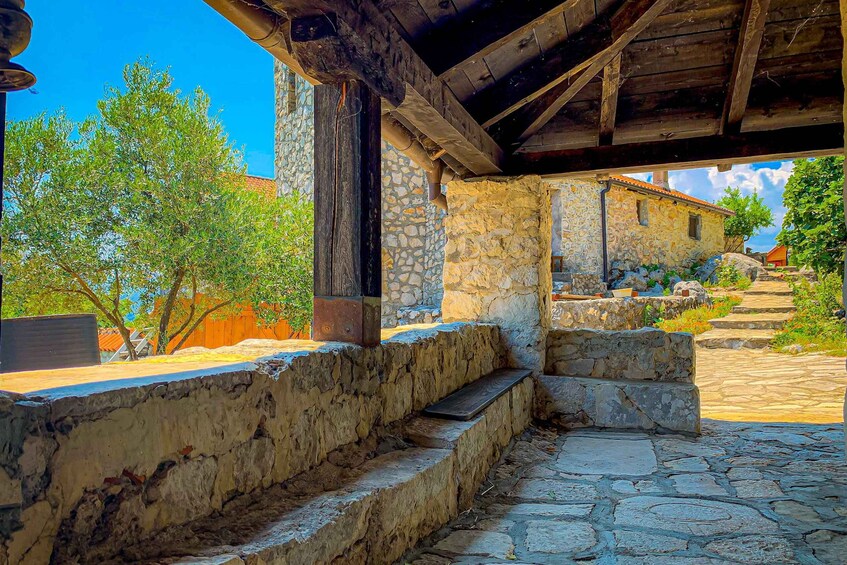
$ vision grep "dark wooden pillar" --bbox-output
[312,80,382,346]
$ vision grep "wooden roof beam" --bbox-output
[599,54,622,145]
[474,0,672,143]
[413,0,581,78]
[722,0,770,135]
[265,0,504,175]
[508,123,844,177]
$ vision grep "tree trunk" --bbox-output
[115,322,138,361]
[156,269,186,355]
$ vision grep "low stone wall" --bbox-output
[0,323,504,563]
[537,328,700,434]
[545,328,695,382]
[551,295,704,330]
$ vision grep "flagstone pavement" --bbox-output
[401,348,847,564]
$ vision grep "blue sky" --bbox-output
[8,2,276,178]
[10,3,790,252]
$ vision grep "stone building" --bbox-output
[274,64,445,327]
[276,66,731,316]
[552,174,732,280]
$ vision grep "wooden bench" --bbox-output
[422,368,532,421]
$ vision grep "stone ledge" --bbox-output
[534,375,700,435]
[1,323,506,563]
[127,377,535,564]
[551,295,704,331]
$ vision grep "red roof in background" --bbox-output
[98,328,126,352]
[242,174,277,198]
[610,175,735,216]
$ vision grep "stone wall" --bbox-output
[545,327,695,382]
[274,64,313,197]
[443,176,552,373]
[0,323,504,563]
[606,185,725,269]
[274,63,446,326]
[549,179,604,275]
[551,295,706,330]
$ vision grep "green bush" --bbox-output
[711,262,752,290]
[773,274,846,355]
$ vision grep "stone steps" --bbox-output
[709,313,791,330]
[534,375,700,435]
[695,328,776,349]
[732,304,796,314]
[128,376,535,565]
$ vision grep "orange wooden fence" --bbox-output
[169,306,309,352]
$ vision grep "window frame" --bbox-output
[636,199,649,226]
[688,213,702,240]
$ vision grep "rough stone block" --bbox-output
[534,375,700,434]
[545,328,694,383]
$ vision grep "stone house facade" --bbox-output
[274,64,445,327]
[552,175,731,278]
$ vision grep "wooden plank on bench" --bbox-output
[422,368,532,421]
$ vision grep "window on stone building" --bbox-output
[636,199,649,226]
[688,213,702,240]
[286,70,297,114]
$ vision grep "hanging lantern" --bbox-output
[0,0,35,92]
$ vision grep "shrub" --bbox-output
[711,262,752,290]
[773,274,846,355]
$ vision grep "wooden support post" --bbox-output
[312,80,382,346]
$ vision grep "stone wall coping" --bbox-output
[2,322,493,420]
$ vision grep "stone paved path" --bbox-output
[698,348,847,424]
[401,422,847,564]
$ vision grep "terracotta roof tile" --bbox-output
[241,174,277,198]
[610,174,734,216]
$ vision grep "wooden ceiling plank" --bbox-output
[511,0,674,142]
[599,53,622,145]
[415,0,582,77]
[722,0,771,135]
[272,0,505,174]
[468,0,673,131]
[507,123,843,177]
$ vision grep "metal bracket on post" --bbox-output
[313,296,381,347]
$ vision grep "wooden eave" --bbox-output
[208,0,844,178]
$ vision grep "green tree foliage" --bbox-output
[715,186,774,243]
[778,157,846,275]
[2,60,313,358]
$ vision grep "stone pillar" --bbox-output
[442,176,552,373]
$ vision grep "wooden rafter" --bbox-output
[722,0,770,135]
[464,11,613,127]
[599,54,622,145]
[412,0,581,77]
[265,0,504,175]
[508,124,843,176]
[502,0,673,144]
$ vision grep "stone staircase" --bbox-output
[696,279,795,350]
[535,328,700,434]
